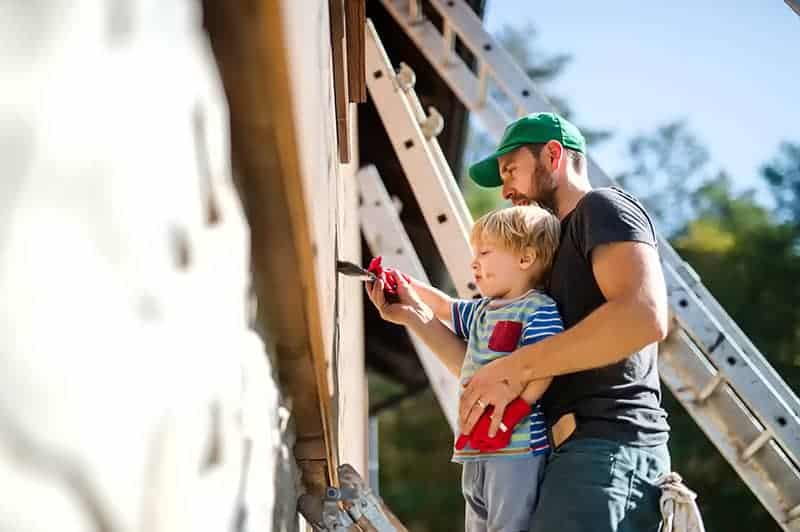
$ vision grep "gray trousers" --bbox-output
[461,455,547,532]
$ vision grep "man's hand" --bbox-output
[459,356,524,437]
[365,273,434,327]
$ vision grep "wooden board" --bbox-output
[203,0,346,494]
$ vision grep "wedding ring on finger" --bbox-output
[476,399,486,409]
[488,411,509,433]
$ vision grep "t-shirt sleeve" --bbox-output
[451,299,481,339]
[520,301,564,346]
[576,188,657,260]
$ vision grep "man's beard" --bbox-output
[530,165,558,214]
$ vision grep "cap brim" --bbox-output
[467,144,522,188]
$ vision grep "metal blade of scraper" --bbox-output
[336,260,378,282]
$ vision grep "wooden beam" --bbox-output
[202,0,339,495]
[330,0,351,162]
[345,0,366,103]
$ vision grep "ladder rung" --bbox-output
[477,62,489,106]
[788,503,800,522]
[408,0,423,24]
[661,334,800,531]
[741,430,773,462]
[695,373,725,403]
[442,20,456,65]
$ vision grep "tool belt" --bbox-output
[547,412,577,450]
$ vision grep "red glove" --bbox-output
[454,398,532,452]
[367,256,410,302]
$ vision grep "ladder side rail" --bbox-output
[787,0,800,18]
[365,20,479,300]
[380,0,800,444]
[664,260,800,466]
[426,0,550,117]
[660,332,800,531]
[357,164,460,432]
[381,0,511,138]
[658,240,800,417]
[397,64,475,231]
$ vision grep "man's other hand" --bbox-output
[459,357,524,436]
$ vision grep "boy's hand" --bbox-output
[365,273,434,327]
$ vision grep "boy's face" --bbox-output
[470,239,533,298]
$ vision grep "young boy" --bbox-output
[372,205,564,532]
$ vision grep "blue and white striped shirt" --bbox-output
[451,290,564,462]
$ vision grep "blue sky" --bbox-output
[483,1,800,199]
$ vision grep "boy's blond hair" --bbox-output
[470,205,561,274]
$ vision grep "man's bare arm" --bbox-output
[520,377,553,404]
[516,240,668,380]
[459,240,668,434]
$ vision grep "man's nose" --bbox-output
[501,182,513,200]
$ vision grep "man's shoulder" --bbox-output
[573,187,654,231]
[579,187,644,213]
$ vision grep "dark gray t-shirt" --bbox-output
[544,187,670,447]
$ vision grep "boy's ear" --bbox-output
[519,248,537,270]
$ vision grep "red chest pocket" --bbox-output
[488,320,523,352]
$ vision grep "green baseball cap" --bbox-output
[468,112,586,187]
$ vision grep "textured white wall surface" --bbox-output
[0,2,283,531]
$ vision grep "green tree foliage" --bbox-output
[617,121,711,235]
[676,174,800,369]
[763,142,800,224]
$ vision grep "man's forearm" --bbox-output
[520,377,552,404]
[516,297,665,381]
[406,313,466,376]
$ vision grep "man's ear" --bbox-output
[544,140,564,172]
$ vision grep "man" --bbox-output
[366,112,670,531]
[461,112,671,531]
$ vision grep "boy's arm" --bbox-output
[366,276,466,376]
[519,377,553,404]
[405,313,467,377]
[407,277,456,322]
